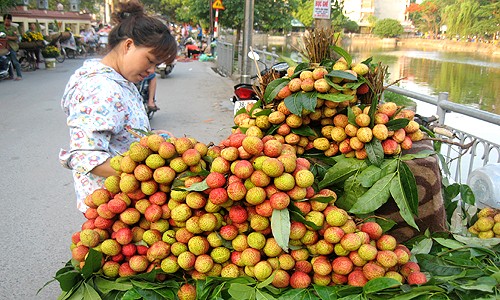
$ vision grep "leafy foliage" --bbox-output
[373,19,404,38]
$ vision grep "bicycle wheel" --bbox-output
[56,52,65,63]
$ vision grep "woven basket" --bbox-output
[19,41,45,50]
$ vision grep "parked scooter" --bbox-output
[0,32,12,80]
[230,51,289,115]
[155,60,175,78]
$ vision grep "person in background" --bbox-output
[185,37,200,58]
[26,23,41,69]
[59,0,177,212]
[0,14,22,80]
[196,24,203,41]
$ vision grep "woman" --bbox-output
[59,0,177,212]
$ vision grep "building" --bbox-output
[343,0,413,33]
[3,0,92,35]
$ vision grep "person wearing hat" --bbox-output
[0,14,22,80]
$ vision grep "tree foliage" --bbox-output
[0,0,17,14]
[373,18,404,38]
[407,0,499,40]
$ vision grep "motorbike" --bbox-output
[155,60,175,79]
[136,74,158,120]
[231,51,289,115]
[0,32,12,80]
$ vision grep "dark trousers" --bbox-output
[8,50,22,78]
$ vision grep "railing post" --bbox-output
[436,92,449,125]
[271,47,276,64]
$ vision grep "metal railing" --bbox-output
[217,41,279,78]
[216,44,500,182]
[385,86,500,183]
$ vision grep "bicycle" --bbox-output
[18,48,38,71]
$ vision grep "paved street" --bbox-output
[0,56,236,299]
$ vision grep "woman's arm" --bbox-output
[90,158,117,178]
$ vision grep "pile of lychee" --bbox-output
[70,132,427,292]
[468,207,500,239]
[233,61,425,159]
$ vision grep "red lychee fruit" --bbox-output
[360,221,383,240]
[376,234,397,251]
[178,283,196,300]
[363,262,386,280]
[206,172,227,189]
[331,256,354,275]
[348,269,368,287]
[400,261,421,278]
[290,271,311,289]
[229,205,248,224]
[407,271,428,285]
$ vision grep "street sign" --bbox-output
[313,0,331,19]
[212,0,225,10]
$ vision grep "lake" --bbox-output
[266,40,500,116]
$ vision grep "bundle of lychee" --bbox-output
[233,60,425,160]
[468,207,500,239]
[70,132,427,290]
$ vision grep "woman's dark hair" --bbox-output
[3,14,13,21]
[108,1,176,64]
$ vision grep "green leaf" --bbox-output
[271,209,291,252]
[416,254,464,276]
[332,45,352,66]
[380,159,398,177]
[256,289,275,300]
[349,172,395,214]
[400,149,435,161]
[263,78,289,104]
[228,283,255,299]
[363,277,401,294]
[312,284,336,300]
[121,288,142,300]
[411,238,433,255]
[277,288,308,300]
[444,183,460,201]
[291,126,318,137]
[183,180,210,191]
[336,176,367,211]
[288,205,321,230]
[94,277,132,293]
[293,62,310,74]
[326,70,357,81]
[432,237,465,249]
[461,276,497,292]
[302,91,319,113]
[460,184,475,205]
[62,283,85,300]
[284,92,306,116]
[319,158,368,188]
[390,175,419,230]
[55,270,83,292]
[347,107,356,126]
[389,286,446,300]
[83,282,102,300]
[82,248,103,279]
[365,138,384,167]
[386,119,410,131]
[399,162,419,215]
[316,93,354,103]
[357,165,382,188]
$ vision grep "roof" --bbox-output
[9,6,92,21]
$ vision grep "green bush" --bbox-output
[373,18,404,38]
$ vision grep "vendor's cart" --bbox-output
[18,40,45,71]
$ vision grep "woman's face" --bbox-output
[121,39,160,83]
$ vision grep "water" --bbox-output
[270,42,500,116]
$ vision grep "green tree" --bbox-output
[343,20,359,33]
[373,18,404,38]
[293,0,313,28]
[0,0,17,13]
